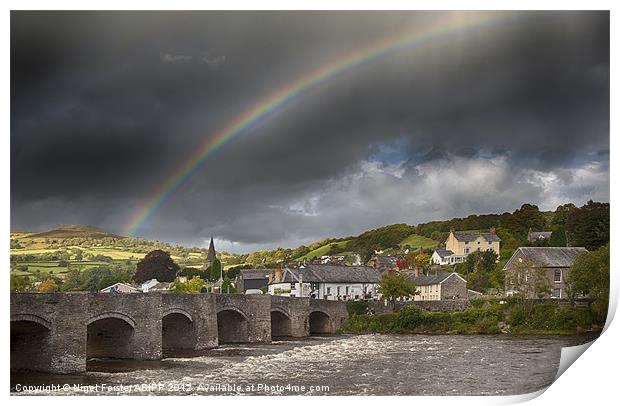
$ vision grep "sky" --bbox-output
[11,11,609,253]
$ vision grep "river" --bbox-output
[11,333,597,396]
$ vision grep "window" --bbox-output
[290,282,296,289]
[464,248,470,254]
[326,287,331,295]
[346,286,350,295]
[554,270,562,283]
[310,282,319,290]
[553,288,562,298]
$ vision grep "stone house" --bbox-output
[503,246,588,299]
[268,264,381,301]
[404,270,467,301]
[431,229,501,265]
[236,269,271,293]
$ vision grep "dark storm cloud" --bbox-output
[11,11,609,250]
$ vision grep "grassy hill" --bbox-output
[295,240,350,261]
[22,224,124,239]
[399,233,437,250]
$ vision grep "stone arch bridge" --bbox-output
[10,293,348,374]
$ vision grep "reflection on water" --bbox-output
[11,333,597,396]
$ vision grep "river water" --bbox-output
[11,333,597,396]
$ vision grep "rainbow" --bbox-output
[123,12,512,236]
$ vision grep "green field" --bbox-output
[295,240,350,261]
[399,234,437,250]
[10,260,127,276]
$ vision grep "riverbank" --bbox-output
[340,301,602,336]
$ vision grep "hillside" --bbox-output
[19,224,124,240]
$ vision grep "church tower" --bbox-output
[205,236,216,271]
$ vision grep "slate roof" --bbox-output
[527,231,553,241]
[434,249,455,259]
[239,269,271,280]
[503,247,588,270]
[371,256,399,267]
[273,264,381,284]
[453,231,501,242]
[406,271,465,286]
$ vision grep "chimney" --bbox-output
[275,269,282,283]
[490,226,496,234]
[268,271,273,284]
[450,226,455,234]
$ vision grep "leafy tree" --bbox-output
[62,268,87,291]
[505,257,551,306]
[456,250,502,292]
[208,258,222,282]
[567,244,609,324]
[504,204,547,242]
[38,279,60,293]
[378,273,419,305]
[552,203,577,226]
[82,265,134,292]
[134,250,180,283]
[10,274,34,292]
[565,201,609,250]
[221,276,236,293]
[548,226,567,247]
[169,276,208,293]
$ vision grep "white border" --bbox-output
[2,2,616,405]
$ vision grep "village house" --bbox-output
[503,246,587,299]
[99,282,140,294]
[268,264,381,301]
[430,228,501,265]
[527,231,553,242]
[236,269,271,293]
[367,255,402,272]
[403,269,468,301]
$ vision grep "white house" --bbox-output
[99,282,140,294]
[268,264,381,301]
[141,278,172,292]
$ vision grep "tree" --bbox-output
[134,250,180,283]
[548,226,567,247]
[10,274,34,292]
[565,201,609,250]
[566,244,609,324]
[38,279,60,293]
[552,203,577,226]
[505,257,551,306]
[208,258,222,282]
[169,276,208,293]
[378,273,419,305]
[221,277,236,293]
[504,204,547,242]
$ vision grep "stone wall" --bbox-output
[369,299,472,314]
[440,274,467,300]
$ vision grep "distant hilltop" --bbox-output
[11,224,125,240]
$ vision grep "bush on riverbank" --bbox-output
[341,302,596,335]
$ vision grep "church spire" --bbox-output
[207,235,216,262]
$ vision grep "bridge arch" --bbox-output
[271,308,292,338]
[309,310,333,334]
[11,314,52,371]
[217,307,249,343]
[162,309,195,356]
[87,312,136,359]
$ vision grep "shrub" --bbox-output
[347,301,369,316]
